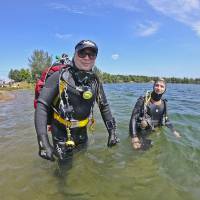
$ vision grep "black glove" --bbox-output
[107,130,120,147]
[37,134,55,161]
[105,118,120,147]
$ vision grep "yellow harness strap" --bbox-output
[53,112,89,128]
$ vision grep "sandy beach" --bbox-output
[0,90,15,102]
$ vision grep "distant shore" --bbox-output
[0,90,15,102]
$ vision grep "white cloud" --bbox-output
[111,54,119,60]
[49,3,84,14]
[146,0,200,36]
[48,0,140,16]
[136,21,159,37]
[110,0,140,11]
[55,33,72,40]
[192,21,200,35]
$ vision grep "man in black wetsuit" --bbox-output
[129,78,180,150]
[35,40,119,161]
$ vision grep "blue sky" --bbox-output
[0,0,200,79]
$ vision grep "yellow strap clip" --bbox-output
[88,117,96,132]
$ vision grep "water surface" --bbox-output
[0,83,200,200]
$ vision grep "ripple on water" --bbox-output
[0,85,200,200]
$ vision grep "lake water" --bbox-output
[0,83,200,200]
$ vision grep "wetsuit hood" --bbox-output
[71,59,95,85]
[151,88,166,101]
[151,91,163,101]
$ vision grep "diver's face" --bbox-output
[154,81,166,94]
[74,48,97,71]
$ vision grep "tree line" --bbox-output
[8,49,200,84]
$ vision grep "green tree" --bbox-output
[28,49,52,80]
[93,65,103,81]
[8,68,32,82]
[8,69,21,82]
[20,68,32,82]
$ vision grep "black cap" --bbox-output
[75,40,98,54]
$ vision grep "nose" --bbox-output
[84,54,90,59]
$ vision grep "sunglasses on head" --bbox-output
[77,49,97,60]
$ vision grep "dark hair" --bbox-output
[154,77,166,85]
[153,77,167,93]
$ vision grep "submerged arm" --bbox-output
[96,82,119,147]
[165,117,181,138]
[129,97,144,149]
[164,100,181,138]
[35,72,59,160]
[129,97,144,138]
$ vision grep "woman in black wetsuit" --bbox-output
[129,78,180,150]
[35,40,119,161]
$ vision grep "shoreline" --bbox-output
[0,90,16,102]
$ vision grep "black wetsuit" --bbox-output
[129,96,175,138]
[35,65,117,161]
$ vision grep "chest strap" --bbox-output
[53,112,89,128]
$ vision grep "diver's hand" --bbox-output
[107,130,120,147]
[131,137,141,150]
[173,130,181,138]
[39,146,55,161]
[37,135,55,161]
